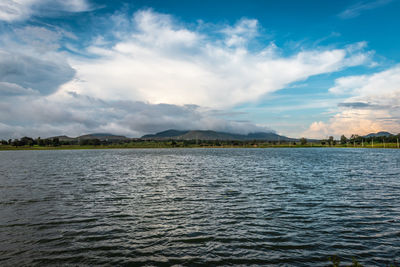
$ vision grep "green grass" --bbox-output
[1,142,400,150]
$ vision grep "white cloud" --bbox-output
[0,9,377,139]
[65,10,372,109]
[303,110,396,139]
[330,65,400,98]
[305,65,400,138]
[329,75,369,95]
[339,0,393,19]
[0,0,91,22]
[222,18,259,47]
[0,0,32,22]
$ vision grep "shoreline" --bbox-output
[1,144,399,151]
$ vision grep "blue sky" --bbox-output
[1,0,400,138]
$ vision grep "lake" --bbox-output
[0,148,399,266]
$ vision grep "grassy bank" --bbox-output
[1,142,399,150]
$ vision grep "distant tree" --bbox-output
[1,140,8,145]
[12,139,20,147]
[340,135,348,145]
[53,137,60,147]
[44,138,52,146]
[79,139,89,146]
[8,139,12,145]
[38,137,45,146]
[20,137,34,146]
[328,136,334,146]
[300,137,307,145]
[350,134,359,141]
[91,139,101,146]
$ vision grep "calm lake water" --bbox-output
[0,148,399,266]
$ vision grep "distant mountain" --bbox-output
[47,133,128,141]
[141,129,293,141]
[78,133,128,141]
[47,130,293,142]
[142,130,189,139]
[364,131,393,138]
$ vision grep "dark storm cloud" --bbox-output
[0,50,75,96]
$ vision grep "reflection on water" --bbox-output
[0,148,399,266]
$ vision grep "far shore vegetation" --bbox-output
[1,134,400,150]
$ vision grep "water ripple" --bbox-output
[0,148,399,266]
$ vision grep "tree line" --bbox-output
[1,137,299,148]
[1,134,400,148]
[0,137,132,147]
[339,134,400,145]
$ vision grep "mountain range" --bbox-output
[363,131,393,138]
[48,130,293,142]
[47,130,397,142]
[141,129,294,141]
[49,133,129,142]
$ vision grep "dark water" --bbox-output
[0,148,399,266]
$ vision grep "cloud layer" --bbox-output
[338,0,392,19]
[0,8,375,139]
[67,10,371,109]
[0,91,273,138]
[0,0,91,22]
[304,65,400,138]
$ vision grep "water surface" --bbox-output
[0,148,399,266]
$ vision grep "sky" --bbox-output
[1,0,400,139]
